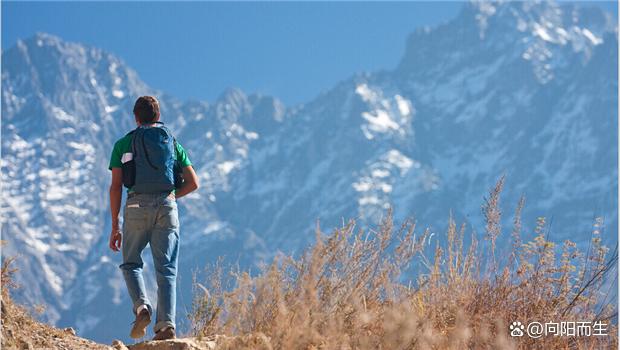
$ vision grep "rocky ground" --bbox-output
[1,254,226,350]
[1,293,111,350]
[1,290,224,350]
[113,337,220,350]
[0,292,225,350]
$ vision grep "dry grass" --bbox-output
[190,179,618,350]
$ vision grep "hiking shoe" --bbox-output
[129,307,151,339]
[152,326,176,341]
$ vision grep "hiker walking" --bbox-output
[108,96,199,340]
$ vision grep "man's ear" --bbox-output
[134,113,140,126]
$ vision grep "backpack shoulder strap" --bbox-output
[172,137,179,160]
[128,127,139,155]
[154,122,175,145]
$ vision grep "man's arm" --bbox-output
[175,165,199,199]
[109,168,123,252]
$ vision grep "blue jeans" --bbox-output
[119,192,179,333]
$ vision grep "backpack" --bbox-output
[121,122,184,193]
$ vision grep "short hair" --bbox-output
[133,96,160,123]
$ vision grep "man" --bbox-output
[108,96,199,341]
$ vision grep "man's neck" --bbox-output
[137,121,160,127]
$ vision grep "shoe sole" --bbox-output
[130,312,151,339]
[153,328,176,341]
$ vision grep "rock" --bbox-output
[19,341,33,350]
[126,337,217,350]
[112,339,130,350]
[64,327,77,336]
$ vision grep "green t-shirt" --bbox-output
[109,133,193,191]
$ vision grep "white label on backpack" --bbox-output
[121,153,133,164]
[127,204,140,208]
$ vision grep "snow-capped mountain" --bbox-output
[1,1,617,344]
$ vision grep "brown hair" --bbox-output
[133,96,160,123]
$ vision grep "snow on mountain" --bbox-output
[1,1,617,344]
[2,32,145,325]
[1,32,282,341]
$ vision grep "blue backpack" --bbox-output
[122,122,184,193]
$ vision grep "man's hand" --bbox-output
[109,228,122,252]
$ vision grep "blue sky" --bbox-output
[2,1,616,105]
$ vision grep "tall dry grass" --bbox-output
[189,178,618,349]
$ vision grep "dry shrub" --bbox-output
[190,179,618,350]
